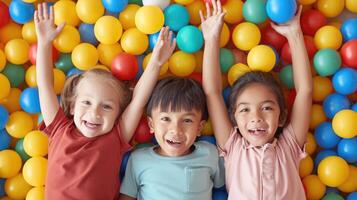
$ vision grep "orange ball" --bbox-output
[312,76,333,102]
[309,104,327,130]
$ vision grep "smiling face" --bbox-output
[234,83,282,147]
[148,108,205,157]
[71,75,121,138]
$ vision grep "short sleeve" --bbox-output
[120,155,138,198]
[38,108,71,138]
[219,127,241,157]
[213,156,225,188]
[279,124,307,165]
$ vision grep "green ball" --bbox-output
[220,48,235,73]
[55,53,74,74]
[15,139,31,162]
[243,0,267,24]
[322,193,344,200]
[129,0,143,6]
[135,143,153,149]
[279,64,294,89]
[2,63,25,87]
[313,48,341,77]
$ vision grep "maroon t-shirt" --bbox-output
[39,108,131,200]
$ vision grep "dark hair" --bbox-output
[228,71,287,136]
[147,77,208,120]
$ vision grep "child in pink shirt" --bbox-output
[200,1,312,199]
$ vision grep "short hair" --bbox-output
[60,69,132,117]
[147,77,208,120]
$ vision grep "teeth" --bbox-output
[167,139,181,144]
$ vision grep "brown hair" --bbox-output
[60,69,132,117]
[147,77,208,120]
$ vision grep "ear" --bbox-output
[69,103,75,116]
[197,120,206,137]
[279,109,288,127]
[147,117,155,134]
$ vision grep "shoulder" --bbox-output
[195,141,219,157]
[129,147,153,161]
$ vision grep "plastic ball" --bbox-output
[318,156,349,187]
[134,117,152,143]
[94,16,122,45]
[26,186,45,200]
[309,104,327,130]
[227,63,251,86]
[306,132,317,155]
[322,193,344,200]
[55,53,74,73]
[0,129,10,151]
[102,0,128,13]
[299,155,313,178]
[338,165,357,193]
[266,0,296,24]
[143,53,168,76]
[332,67,357,95]
[202,119,213,136]
[313,76,333,102]
[313,48,341,76]
[135,6,164,34]
[340,19,357,42]
[247,45,275,72]
[19,87,41,114]
[120,28,148,55]
[15,139,31,162]
[281,36,317,63]
[71,43,99,70]
[0,22,22,44]
[232,22,260,51]
[67,67,83,77]
[222,0,243,24]
[0,50,5,71]
[25,65,37,87]
[21,21,37,44]
[5,39,29,64]
[317,0,345,18]
[23,157,47,186]
[0,88,21,113]
[323,93,351,119]
[169,51,196,77]
[28,43,59,65]
[119,4,140,30]
[4,173,31,200]
[174,0,194,5]
[97,43,123,67]
[346,0,357,13]
[143,0,170,10]
[314,25,342,50]
[220,23,230,47]
[177,25,203,53]
[0,74,10,100]
[111,52,138,80]
[261,25,286,50]
[164,4,189,32]
[314,122,341,149]
[315,150,337,168]
[0,1,10,28]
[53,25,80,53]
[347,192,357,200]
[243,0,267,24]
[54,0,80,26]
[0,150,22,178]
[79,23,99,46]
[9,0,35,24]
[337,138,357,163]
[332,109,357,138]
[186,0,205,25]
[340,39,357,69]
[279,65,293,89]
[2,63,25,88]
[302,175,326,200]
[23,130,48,157]
[76,0,104,24]
[220,48,234,73]
[301,9,327,36]
[5,111,33,138]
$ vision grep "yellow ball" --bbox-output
[21,21,37,44]
[5,39,29,65]
[119,4,140,30]
[0,150,22,178]
[169,51,196,77]
[71,43,99,70]
[247,45,276,72]
[24,131,48,157]
[0,88,21,113]
[346,0,357,13]
[313,76,333,102]
[0,73,10,100]
[317,0,344,18]
[232,22,261,51]
[306,132,317,155]
[201,119,213,136]
[97,43,123,67]
[0,49,5,71]
[76,0,104,24]
[53,25,80,53]
[174,0,194,5]
[120,28,148,55]
[5,111,34,138]
[0,22,22,44]
[222,0,243,24]
[135,6,164,34]
[25,65,37,87]
[299,155,313,178]
[318,156,350,187]
[94,16,123,45]
[310,104,327,130]
[26,186,45,200]
[54,0,80,26]
[4,173,32,200]
[338,165,357,193]
[22,0,36,2]
[227,63,251,86]
[298,0,316,5]
[194,50,203,73]
[332,109,357,138]
[302,175,326,200]
[23,157,48,186]
[143,53,168,76]
[314,25,342,50]
[220,23,230,48]
[186,0,205,25]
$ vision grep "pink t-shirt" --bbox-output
[39,108,131,200]
[220,124,307,200]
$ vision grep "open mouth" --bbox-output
[166,139,182,147]
[248,128,267,135]
[84,120,101,129]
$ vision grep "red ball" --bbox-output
[0,2,10,28]
[340,39,357,69]
[230,48,247,64]
[134,117,153,143]
[281,36,317,63]
[261,26,287,51]
[111,53,139,80]
[301,9,327,36]
[28,43,59,65]
[204,0,228,5]
[188,72,202,84]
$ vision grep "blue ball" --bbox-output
[197,136,216,145]
[325,187,340,195]
[119,151,131,181]
[67,68,83,77]
[323,93,350,119]
[314,122,341,149]
[212,188,228,200]
[347,192,357,200]
[314,150,337,169]
[352,103,357,112]
[340,18,357,42]
[149,31,175,50]
[20,87,41,114]
[79,23,99,46]
[332,67,357,95]
[222,87,231,106]
[266,0,296,24]
[164,4,189,32]
[176,25,203,53]
[338,138,357,163]
[102,0,128,13]
[9,0,35,24]
[135,55,144,80]
[0,105,8,130]
[0,129,11,151]
[0,179,5,197]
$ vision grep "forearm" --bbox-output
[202,39,222,95]
[36,42,54,90]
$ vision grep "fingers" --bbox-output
[55,22,66,36]
[296,5,303,18]
[37,3,43,20]
[199,10,205,23]
[49,5,54,20]
[205,2,211,18]
[43,3,49,19]
[212,0,217,15]
[34,10,39,23]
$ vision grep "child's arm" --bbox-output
[34,3,65,126]
[118,194,136,200]
[271,6,312,148]
[119,27,176,142]
[200,0,232,148]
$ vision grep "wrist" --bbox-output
[37,42,53,48]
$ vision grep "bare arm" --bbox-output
[118,194,136,200]
[200,0,232,148]
[34,3,64,126]
[272,6,312,147]
[119,27,176,142]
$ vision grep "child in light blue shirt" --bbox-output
[119,77,225,200]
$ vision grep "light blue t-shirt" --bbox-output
[120,141,225,200]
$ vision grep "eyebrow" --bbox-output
[237,100,277,107]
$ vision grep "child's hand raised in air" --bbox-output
[150,26,176,67]
[199,0,226,41]
[34,3,65,45]
[270,5,303,38]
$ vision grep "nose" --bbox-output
[250,110,263,123]
[168,121,183,135]
[89,106,101,119]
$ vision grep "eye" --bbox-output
[81,100,90,105]
[161,117,170,122]
[239,108,249,113]
[262,106,273,111]
[103,104,113,110]
[183,118,193,123]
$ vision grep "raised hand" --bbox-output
[150,26,176,67]
[199,0,226,41]
[34,3,65,44]
[270,5,303,38]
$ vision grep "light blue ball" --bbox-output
[243,0,267,24]
[347,192,357,200]
[20,87,41,114]
[164,4,189,32]
[9,0,35,24]
[176,25,203,53]
[340,18,357,42]
[338,138,357,163]
[332,67,357,95]
[266,0,296,24]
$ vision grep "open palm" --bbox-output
[151,27,176,67]
[200,0,225,41]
